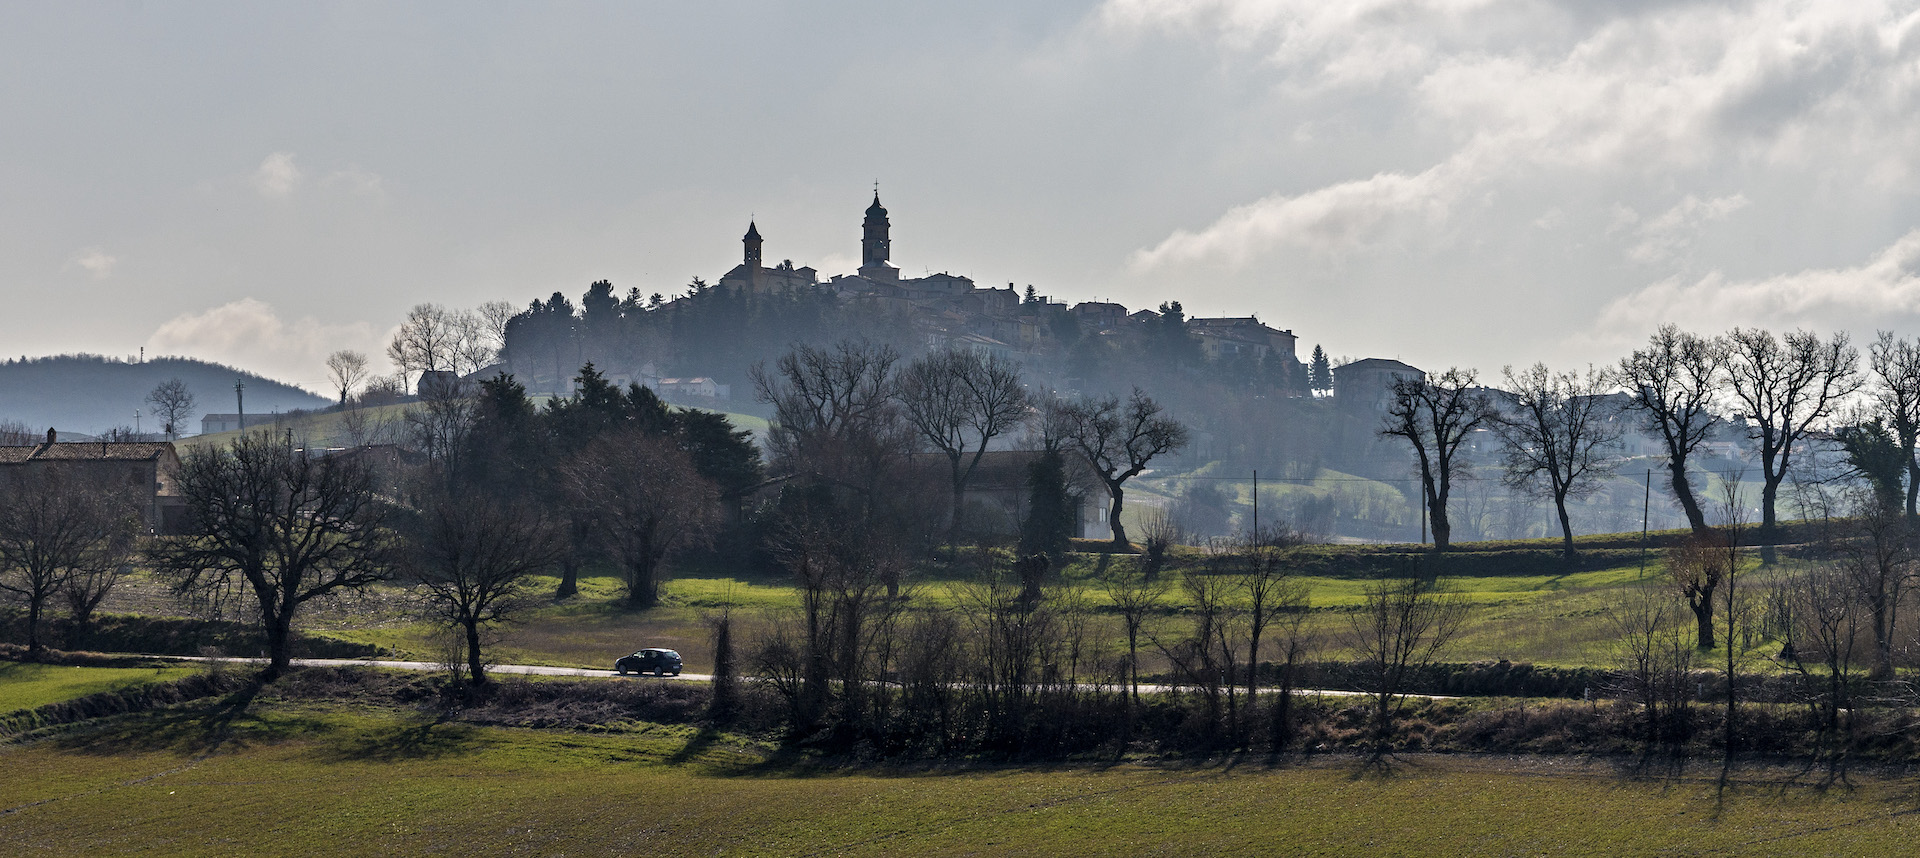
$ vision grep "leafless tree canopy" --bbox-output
[1867,331,1920,517]
[1056,388,1190,548]
[1612,324,1726,534]
[0,469,142,656]
[896,347,1029,547]
[325,349,371,407]
[1346,571,1465,751]
[1722,328,1860,555]
[145,377,196,440]
[387,303,500,392]
[1491,363,1621,557]
[0,419,40,446]
[148,434,390,676]
[1380,366,1492,551]
[402,487,558,684]
[561,430,720,608]
[753,339,904,473]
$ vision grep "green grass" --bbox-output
[296,547,1777,677]
[0,663,199,713]
[6,697,1920,856]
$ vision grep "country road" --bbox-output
[160,655,1448,699]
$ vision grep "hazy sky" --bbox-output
[5,1,1919,392]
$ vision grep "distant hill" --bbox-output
[0,354,329,435]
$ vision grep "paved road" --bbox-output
[163,655,1447,699]
[170,655,714,682]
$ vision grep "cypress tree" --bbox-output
[1020,448,1077,561]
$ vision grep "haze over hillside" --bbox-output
[0,354,329,435]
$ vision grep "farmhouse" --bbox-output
[0,430,184,532]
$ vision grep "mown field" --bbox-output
[4,686,1918,857]
[60,525,1797,681]
[0,663,199,712]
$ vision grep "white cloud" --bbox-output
[1622,194,1750,265]
[63,246,117,279]
[1112,1,1920,277]
[1129,163,1459,271]
[250,151,304,198]
[1596,229,1920,336]
[145,298,390,391]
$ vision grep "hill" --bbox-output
[0,354,329,435]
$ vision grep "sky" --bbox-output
[4,1,1920,393]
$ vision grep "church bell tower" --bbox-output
[858,192,897,282]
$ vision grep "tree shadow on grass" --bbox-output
[52,681,273,757]
[305,712,486,763]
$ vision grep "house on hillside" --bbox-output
[935,449,1109,540]
[1187,317,1300,367]
[656,377,729,401]
[1071,301,1128,331]
[1334,358,1425,413]
[0,430,184,532]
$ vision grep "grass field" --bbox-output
[5,693,1919,856]
[0,663,199,713]
[284,554,1767,677]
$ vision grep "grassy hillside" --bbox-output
[3,694,1915,856]
[0,354,328,435]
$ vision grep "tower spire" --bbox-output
[860,189,894,282]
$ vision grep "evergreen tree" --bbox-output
[1309,345,1332,394]
[1019,447,1078,561]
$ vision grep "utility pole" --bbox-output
[1639,468,1652,577]
[1251,469,1259,542]
[235,379,246,433]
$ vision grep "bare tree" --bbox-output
[145,378,196,440]
[1836,488,1912,678]
[387,303,456,392]
[325,349,371,408]
[403,489,558,685]
[1609,581,1696,748]
[149,435,390,678]
[405,375,477,481]
[1101,561,1168,717]
[1156,562,1242,747]
[1613,325,1726,535]
[1667,532,1728,650]
[1722,328,1860,562]
[1380,367,1492,551]
[0,470,141,657]
[1784,564,1861,740]
[1,419,39,446]
[1239,531,1309,749]
[1717,475,1748,759]
[1347,569,1465,752]
[562,431,720,608]
[754,340,933,597]
[753,339,909,489]
[1491,364,1621,557]
[1867,332,1920,518]
[761,492,912,734]
[1057,388,1190,548]
[896,347,1029,550]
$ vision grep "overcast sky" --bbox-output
[5,1,1919,392]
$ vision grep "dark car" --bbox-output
[615,648,683,676]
